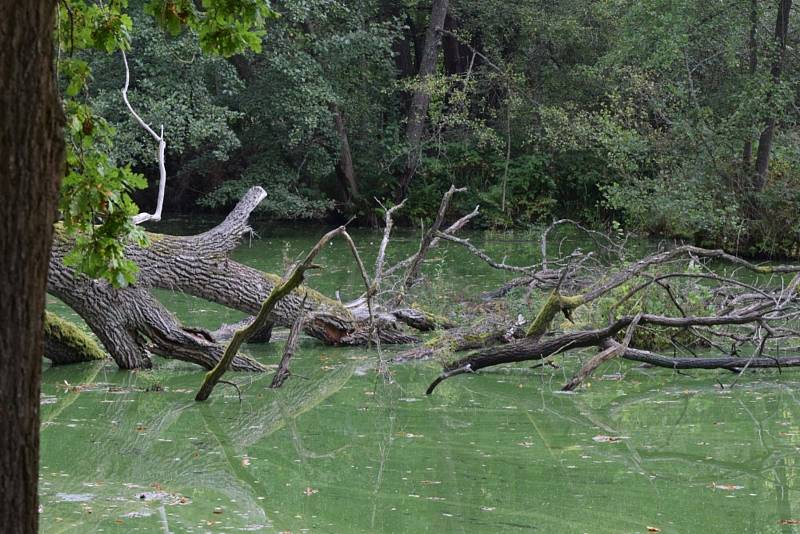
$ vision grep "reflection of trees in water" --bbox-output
[552,382,798,528]
[40,362,358,531]
[40,359,800,531]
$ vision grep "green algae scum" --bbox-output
[42,224,800,533]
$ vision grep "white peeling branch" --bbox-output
[373,198,407,290]
[121,49,167,225]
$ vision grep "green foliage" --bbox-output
[202,0,399,218]
[87,10,244,176]
[143,0,276,55]
[56,0,274,285]
[201,158,334,218]
[601,174,743,246]
[408,143,556,227]
[60,99,148,286]
[746,157,800,258]
[54,0,800,263]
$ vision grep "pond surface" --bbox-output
[42,223,800,533]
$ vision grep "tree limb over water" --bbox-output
[46,186,449,370]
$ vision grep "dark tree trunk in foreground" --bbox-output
[753,0,792,189]
[396,0,449,201]
[0,1,63,531]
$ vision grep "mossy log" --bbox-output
[43,311,107,365]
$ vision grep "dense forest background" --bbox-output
[76,0,799,257]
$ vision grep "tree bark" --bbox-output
[270,310,306,389]
[380,1,415,78]
[753,0,792,189]
[396,0,449,201]
[48,235,266,371]
[442,13,468,75]
[0,1,64,531]
[48,187,422,370]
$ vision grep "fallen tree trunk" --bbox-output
[196,224,370,400]
[48,236,264,371]
[121,187,425,344]
[47,186,436,370]
[608,341,800,371]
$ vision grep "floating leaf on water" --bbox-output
[396,432,423,438]
[54,493,94,502]
[592,435,626,443]
[123,510,152,518]
[780,519,800,525]
[600,373,625,381]
[709,483,743,491]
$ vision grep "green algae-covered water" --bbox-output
[41,223,800,533]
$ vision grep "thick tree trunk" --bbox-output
[380,1,415,79]
[48,235,265,371]
[753,0,792,189]
[394,20,416,78]
[48,187,423,370]
[396,0,449,201]
[442,13,469,75]
[0,1,63,531]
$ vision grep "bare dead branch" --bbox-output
[396,185,467,301]
[121,49,167,225]
[562,313,642,391]
[270,301,307,389]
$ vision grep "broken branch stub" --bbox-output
[270,304,307,389]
